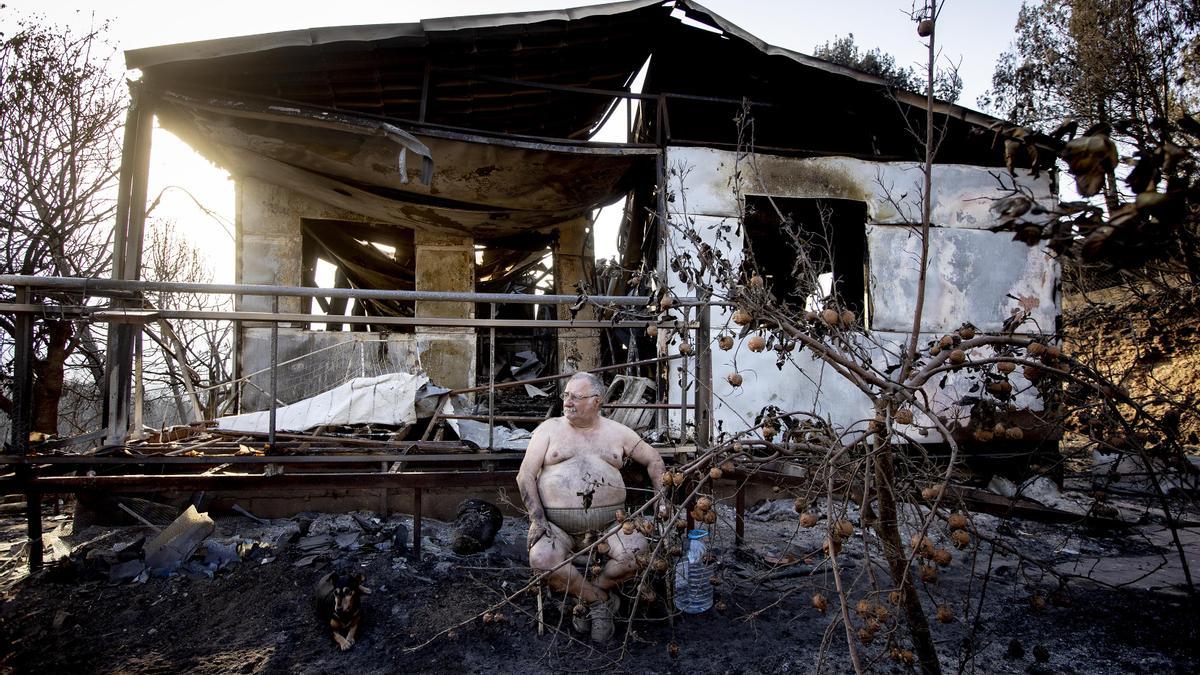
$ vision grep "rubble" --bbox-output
[143,506,214,576]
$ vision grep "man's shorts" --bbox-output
[544,503,624,546]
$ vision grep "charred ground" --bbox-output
[1,485,1197,674]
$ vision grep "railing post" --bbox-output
[268,295,279,448]
[677,304,689,462]
[695,302,712,450]
[488,302,496,452]
[654,147,669,432]
[131,328,145,440]
[10,287,41,571]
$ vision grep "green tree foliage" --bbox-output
[982,0,1199,145]
[814,33,963,102]
[982,0,1200,280]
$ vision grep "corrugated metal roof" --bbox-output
[129,0,1039,164]
[130,1,664,140]
[127,0,1052,242]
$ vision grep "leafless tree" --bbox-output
[0,12,124,434]
[136,219,233,427]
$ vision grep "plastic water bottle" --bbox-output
[673,529,713,613]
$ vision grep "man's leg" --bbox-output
[583,528,649,643]
[596,528,649,591]
[528,521,605,604]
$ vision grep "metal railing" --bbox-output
[1,275,714,569]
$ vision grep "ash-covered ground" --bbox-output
[0,487,1197,675]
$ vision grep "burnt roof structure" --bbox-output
[125,0,1045,245]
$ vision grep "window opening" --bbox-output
[742,196,869,322]
[300,219,415,332]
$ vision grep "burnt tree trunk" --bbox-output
[873,446,941,675]
[30,320,73,435]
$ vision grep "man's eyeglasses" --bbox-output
[561,393,600,402]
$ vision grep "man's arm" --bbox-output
[517,421,553,549]
[625,428,666,494]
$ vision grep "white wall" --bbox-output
[661,146,1058,441]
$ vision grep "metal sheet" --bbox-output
[663,212,1055,440]
[868,225,1059,334]
[675,0,1024,139]
[126,0,662,70]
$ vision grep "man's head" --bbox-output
[562,372,605,427]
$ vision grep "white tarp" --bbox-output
[216,372,429,433]
[449,419,532,450]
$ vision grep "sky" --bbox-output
[4,0,1029,282]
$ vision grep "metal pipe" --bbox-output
[603,402,696,409]
[8,287,33,455]
[439,413,546,423]
[132,330,144,438]
[449,353,686,395]
[679,304,689,446]
[0,304,667,330]
[25,471,519,492]
[8,453,526,465]
[0,275,668,306]
[653,147,668,431]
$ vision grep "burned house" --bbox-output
[116,0,1058,447]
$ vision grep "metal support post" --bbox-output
[268,296,279,448]
[104,85,155,443]
[654,149,669,433]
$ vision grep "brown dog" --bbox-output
[314,571,371,651]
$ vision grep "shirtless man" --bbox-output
[517,372,665,642]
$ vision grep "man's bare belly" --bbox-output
[538,453,626,511]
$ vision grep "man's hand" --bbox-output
[528,519,549,550]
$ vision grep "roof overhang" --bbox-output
[156,89,655,238]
